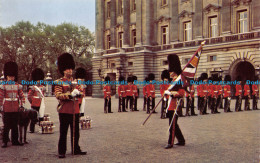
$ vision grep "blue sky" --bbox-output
[0,0,96,32]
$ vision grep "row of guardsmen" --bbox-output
[103,71,259,117]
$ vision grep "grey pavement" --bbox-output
[0,97,259,163]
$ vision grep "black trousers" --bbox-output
[104,98,111,113]
[224,97,231,112]
[244,96,250,110]
[252,95,258,110]
[167,111,185,145]
[133,97,138,110]
[235,96,242,111]
[30,106,40,132]
[118,97,126,112]
[147,97,155,113]
[3,112,19,144]
[126,96,133,111]
[143,97,147,111]
[58,113,81,155]
[161,98,168,118]
[186,97,195,115]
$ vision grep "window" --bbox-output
[132,29,136,46]
[184,58,190,64]
[162,60,168,66]
[118,0,123,15]
[184,21,192,41]
[209,16,218,38]
[107,2,111,18]
[238,10,248,33]
[209,55,217,62]
[161,0,167,6]
[107,35,111,49]
[118,32,123,48]
[128,62,133,66]
[110,63,116,68]
[131,0,136,11]
[161,26,169,45]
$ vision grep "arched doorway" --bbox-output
[231,60,255,84]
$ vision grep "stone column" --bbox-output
[145,0,152,45]
[170,0,179,43]
[221,0,231,35]
[110,0,117,49]
[252,0,260,29]
[123,0,130,47]
[95,0,104,52]
[136,0,142,46]
[193,0,203,39]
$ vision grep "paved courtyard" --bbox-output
[0,96,259,163]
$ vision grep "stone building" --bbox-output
[93,0,260,97]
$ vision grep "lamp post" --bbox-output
[256,65,260,77]
[45,71,52,96]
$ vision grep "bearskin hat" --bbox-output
[167,54,182,75]
[118,76,125,82]
[211,74,218,82]
[161,70,170,80]
[31,68,44,81]
[254,75,259,81]
[57,53,75,76]
[200,73,208,81]
[132,76,137,82]
[127,76,133,83]
[4,61,18,81]
[224,75,231,82]
[105,76,110,82]
[148,73,155,81]
[75,67,86,79]
[236,76,242,81]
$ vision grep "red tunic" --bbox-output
[118,85,126,98]
[252,84,259,96]
[0,83,25,112]
[217,85,223,96]
[103,85,111,98]
[167,89,185,111]
[244,84,250,96]
[28,85,45,107]
[147,84,155,98]
[132,85,138,97]
[54,77,82,114]
[160,84,170,98]
[223,85,231,98]
[235,84,242,96]
[143,85,147,97]
[126,84,133,96]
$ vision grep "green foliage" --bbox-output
[0,21,95,81]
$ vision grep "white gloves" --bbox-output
[71,89,80,97]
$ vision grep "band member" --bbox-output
[0,61,25,148]
[223,75,232,112]
[132,76,139,111]
[143,77,149,111]
[186,85,197,116]
[126,76,134,111]
[244,81,251,111]
[75,67,87,117]
[118,76,127,112]
[147,73,156,114]
[55,53,86,158]
[103,76,112,113]
[252,75,259,110]
[199,73,209,115]
[235,76,243,112]
[160,70,170,118]
[165,54,185,149]
[28,68,46,133]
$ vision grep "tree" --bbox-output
[0,21,95,81]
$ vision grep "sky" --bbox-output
[0,0,96,32]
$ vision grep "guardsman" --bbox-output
[216,77,223,112]
[55,53,86,158]
[200,73,209,115]
[244,81,251,111]
[252,75,259,110]
[1,61,25,148]
[223,75,232,112]
[143,77,148,111]
[103,76,112,113]
[235,76,243,112]
[160,70,170,118]
[164,54,185,149]
[28,68,46,133]
[189,85,197,116]
[132,76,139,111]
[126,76,134,111]
[147,73,156,114]
[75,67,87,117]
[196,77,202,111]
[118,76,127,112]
